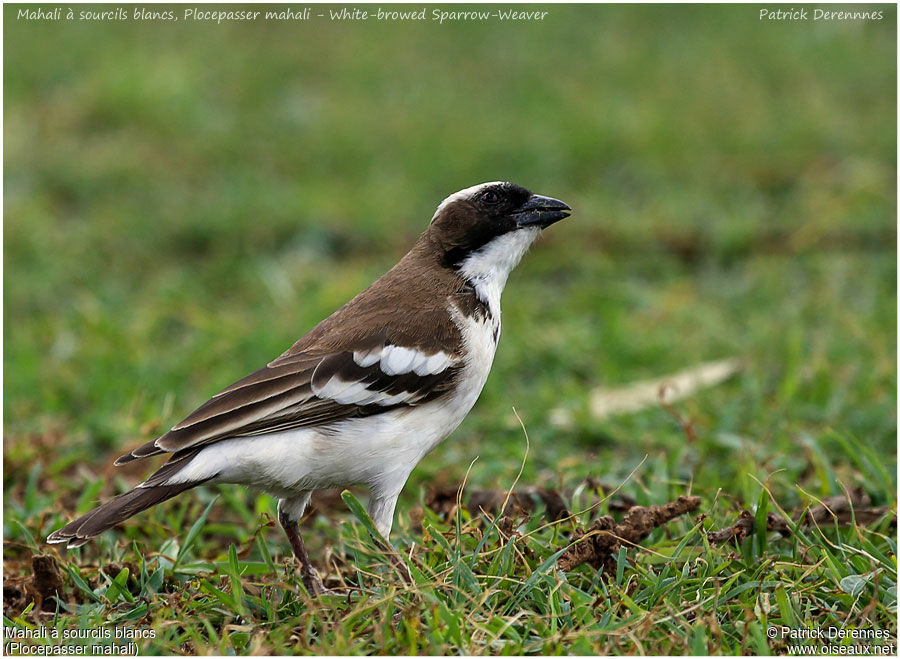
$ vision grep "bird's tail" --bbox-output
[46,482,196,548]
[47,447,210,548]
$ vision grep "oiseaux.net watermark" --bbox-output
[768,626,896,655]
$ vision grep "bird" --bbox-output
[47,181,571,594]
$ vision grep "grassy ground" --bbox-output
[4,4,897,655]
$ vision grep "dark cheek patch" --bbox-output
[441,213,516,269]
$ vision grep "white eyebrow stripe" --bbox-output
[432,181,507,220]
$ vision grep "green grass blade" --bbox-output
[175,496,218,569]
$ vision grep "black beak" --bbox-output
[514,194,572,229]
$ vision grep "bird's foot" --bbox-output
[299,563,338,597]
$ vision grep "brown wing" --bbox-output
[114,341,461,465]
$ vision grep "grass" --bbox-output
[3,3,897,655]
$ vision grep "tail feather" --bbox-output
[114,437,165,465]
[47,482,198,548]
[48,447,211,548]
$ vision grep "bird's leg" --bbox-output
[368,489,413,586]
[281,517,328,595]
[277,495,328,596]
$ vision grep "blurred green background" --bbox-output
[4,4,896,526]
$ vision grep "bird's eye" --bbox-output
[480,190,500,205]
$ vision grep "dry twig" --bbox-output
[558,495,701,572]
[708,487,895,545]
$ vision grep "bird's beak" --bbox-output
[514,194,572,229]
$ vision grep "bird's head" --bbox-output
[427,182,571,276]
